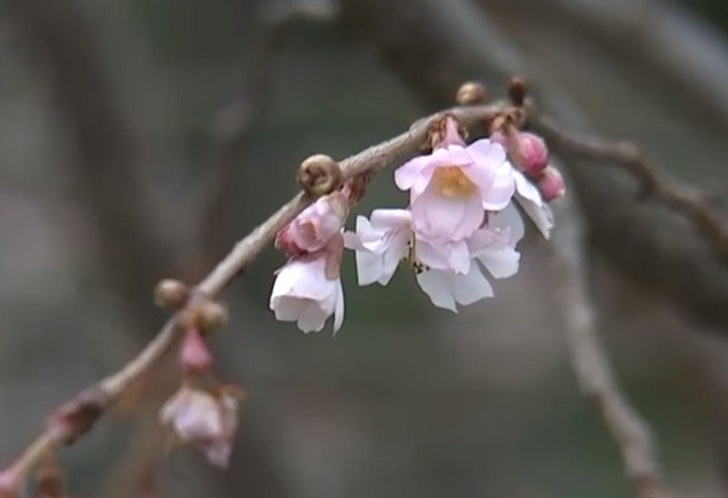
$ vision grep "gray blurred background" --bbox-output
[1,0,728,497]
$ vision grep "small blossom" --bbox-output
[395,117,515,242]
[270,234,345,333]
[536,166,566,201]
[275,192,348,256]
[343,209,411,286]
[160,384,242,468]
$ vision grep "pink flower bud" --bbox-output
[517,132,549,177]
[489,130,549,177]
[274,227,306,258]
[180,327,214,375]
[536,166,566,201]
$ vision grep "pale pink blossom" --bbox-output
[275,192,347,255]
[394,118,515,241]
[270,235,345,333]
[160,385,241,468]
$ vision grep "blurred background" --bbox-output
[1,0,728,497]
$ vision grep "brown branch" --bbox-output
[526,103,728,262]
[0,101,508,481]
[551,198,674,498]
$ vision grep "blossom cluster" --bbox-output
[269,116,564,333]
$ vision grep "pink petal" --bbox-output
[411,186,484,241]
[481,161,516,211]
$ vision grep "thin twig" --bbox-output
[551,198,674,498]
[0,101,507,478]
[526,103,728,262]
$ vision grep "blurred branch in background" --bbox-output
[337,0,728,332]
[526,104,728,262]
[1,0,172,334]
[552,196,673,498]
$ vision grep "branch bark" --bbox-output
[0,102,507,479]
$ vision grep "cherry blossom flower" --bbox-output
[269,234,345,333]
[345,208,522,312]
[394,117,515,242]
[161,384,243,468]
[275,192,348,256]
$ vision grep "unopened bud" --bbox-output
[508,76,527,106]
[455,81,487,106]
[154,279,189,309]
[196,300,228,334]
[298,154,343,199]
[180,327,214,374]
[536,167,566,201]
[516,132,549,177]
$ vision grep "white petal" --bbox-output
[394,155,433,191]
[489,203,525,245]
[333,279,345,334]
[482,161,516,211]
[416,270,457,312]
[514,170,543,206]
[297,301,328,333]
[416,265,494,312]
[411,186,483,241]
[516,194,554,239]
[451,265,494,305]
[466,138,507,166]
[477,245,520,279]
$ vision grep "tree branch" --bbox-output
[551,198,674,498]
[526,103,728,261]
[337,0,728,331]
[0,102,507,480]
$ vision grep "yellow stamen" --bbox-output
[432,166,475,197]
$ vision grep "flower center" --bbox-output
[432,166,475,197]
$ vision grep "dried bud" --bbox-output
[508,76,527,106]
[154,279,189,309]
[196,300,228,334]
[49,388,109,445]
[516,132,549,177]
[536,166,566,201]
[455,81,487,106]
[160,384,243,468]
[297,154,343,198]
